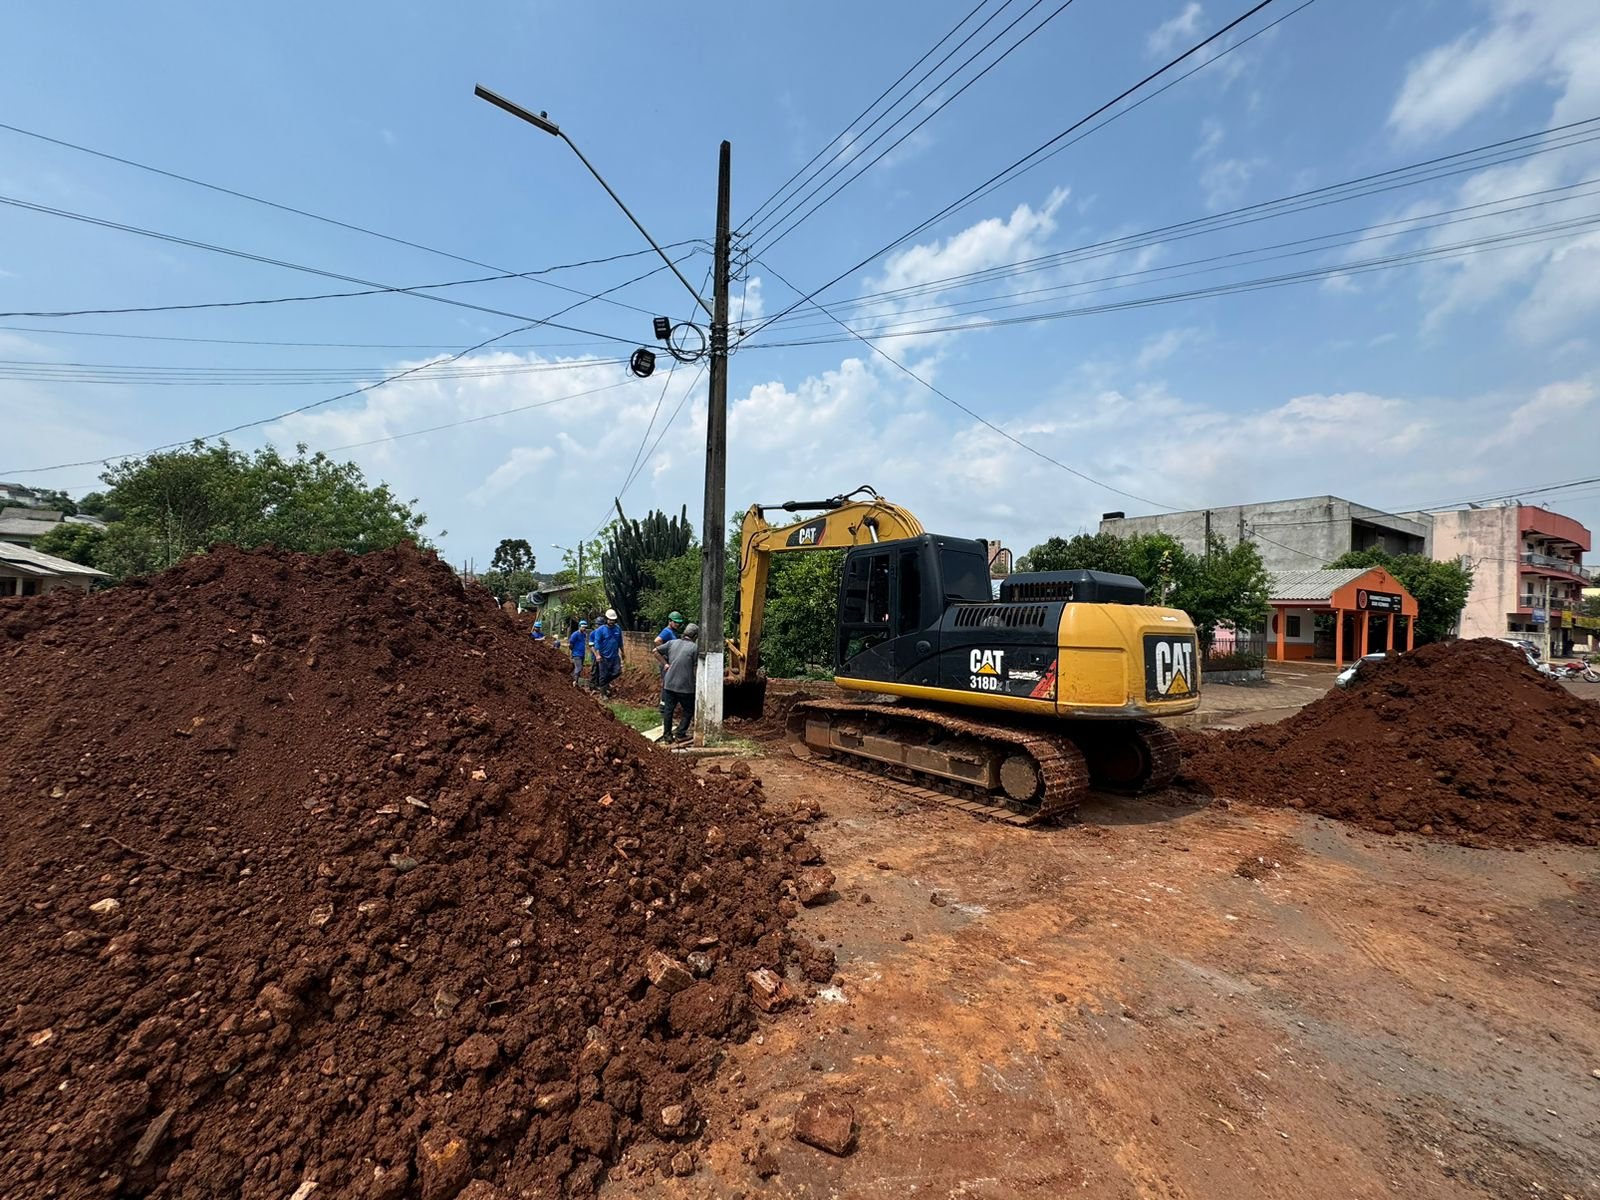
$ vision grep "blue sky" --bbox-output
[3,0,1598,571]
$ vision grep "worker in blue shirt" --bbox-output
[592,608,625,697]
[530,619,545,642]
[652,611,684,678]
[567,619,590,686]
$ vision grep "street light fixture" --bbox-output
[475,84,712,319]
[552,541,584,584]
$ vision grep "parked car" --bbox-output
[1335,652,1390,689]
[1496,637,1541,660]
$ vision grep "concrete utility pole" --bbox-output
[696,141,733,743]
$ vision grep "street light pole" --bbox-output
[478,84,733,742]
[474,85,711,318]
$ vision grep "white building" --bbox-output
[0,541,110,596]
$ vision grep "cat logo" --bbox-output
[969,648,1005,676]
[1143,635,1197,701]
[785,518,828,548]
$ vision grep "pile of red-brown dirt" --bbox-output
[0,544,822,1199]
[1178,638,1600,846]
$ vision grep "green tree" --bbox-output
[1173,534,1272,650]
[1016,530,1190,602]
[24,488,78,516]
[1581,593,1600,619]
[490,537,535,574]
[1326,550,1473,643]
[639,548,702,626]
[1019,532,1131,575]
[761,550,844,677]
[31,522,106,569]
[77,491,123,521]
[599,503,693,628]
[93,441,425,579]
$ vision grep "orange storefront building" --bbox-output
[1267,567,1419,666]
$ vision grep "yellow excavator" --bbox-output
[726,487,1201,824]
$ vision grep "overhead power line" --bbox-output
[0,324,624,352]
[756,261,1186,511]
[0,356,631,386]
[0,119,684,316]
[741,0,1288,344]
[755,115,1600,327]
[739,0,1000,231]
[0,244,706,320]
[746,209,1600,349]
[755,175,1600,338]
[0,256,673,475]
[321,378,638,454]
[748,0,1084,254]
[0,192,664,345]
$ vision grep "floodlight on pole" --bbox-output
[475,83,713,319]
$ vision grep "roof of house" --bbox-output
[0,540,110,579]
[0,506,64,521]
[1269,567,1370,602]
[0,516,60,538]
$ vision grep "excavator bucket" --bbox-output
[723,675,768,721]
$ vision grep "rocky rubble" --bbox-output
[0,543,826,1198]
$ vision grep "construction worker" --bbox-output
[653,611,685,678]
[530,619,545,642]
[568,619,591,686]
[656,622,699,745]
[592,608,625,697]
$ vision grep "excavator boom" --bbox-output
[724,486,922,714]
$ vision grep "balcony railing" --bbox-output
[1521,551,1593,580]
[1520,597,1576,612]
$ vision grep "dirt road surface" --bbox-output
[611,751,1600,1199]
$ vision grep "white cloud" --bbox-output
[1135,327,1205,370]
[1148,3,1203,56]
[469,446,556,504]
[1191,117,1262,212]
[1388,0,1600,141]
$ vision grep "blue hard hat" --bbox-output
[579,619,589,628]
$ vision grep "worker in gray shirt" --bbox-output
[655,622,699,745]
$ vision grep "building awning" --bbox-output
[0,540,111,579]
[1267,566,1418,616]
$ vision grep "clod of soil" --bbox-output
[0,543,817,1199]
[1179,639,1600,845]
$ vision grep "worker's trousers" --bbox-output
[659,688,693,743]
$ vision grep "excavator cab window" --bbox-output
[839,551,893,662]
[896,548,923,636]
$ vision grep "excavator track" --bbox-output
[1070,718,1182,794]
[785,700,1090,826]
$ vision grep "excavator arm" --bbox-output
[724,487,923,712]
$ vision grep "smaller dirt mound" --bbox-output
[1179,639,1600,846]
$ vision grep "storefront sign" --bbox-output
[1531,607,1548,624]
[1355,589,1402,613]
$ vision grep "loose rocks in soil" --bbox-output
[1179,639,1600,845]
[0,543,820,1199]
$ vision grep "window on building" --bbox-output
[1286,614,1302,639]
[0,578,15,597]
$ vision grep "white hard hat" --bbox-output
[604,608,618,620]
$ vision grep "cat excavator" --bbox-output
[725,487,1201,825]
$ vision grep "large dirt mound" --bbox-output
[1179,639,1600,846]
[0,544,816,1199]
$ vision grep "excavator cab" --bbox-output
[834,534,992,687]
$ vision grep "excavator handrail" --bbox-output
[726,490,925,682]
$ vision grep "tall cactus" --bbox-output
[600,502,694,629]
